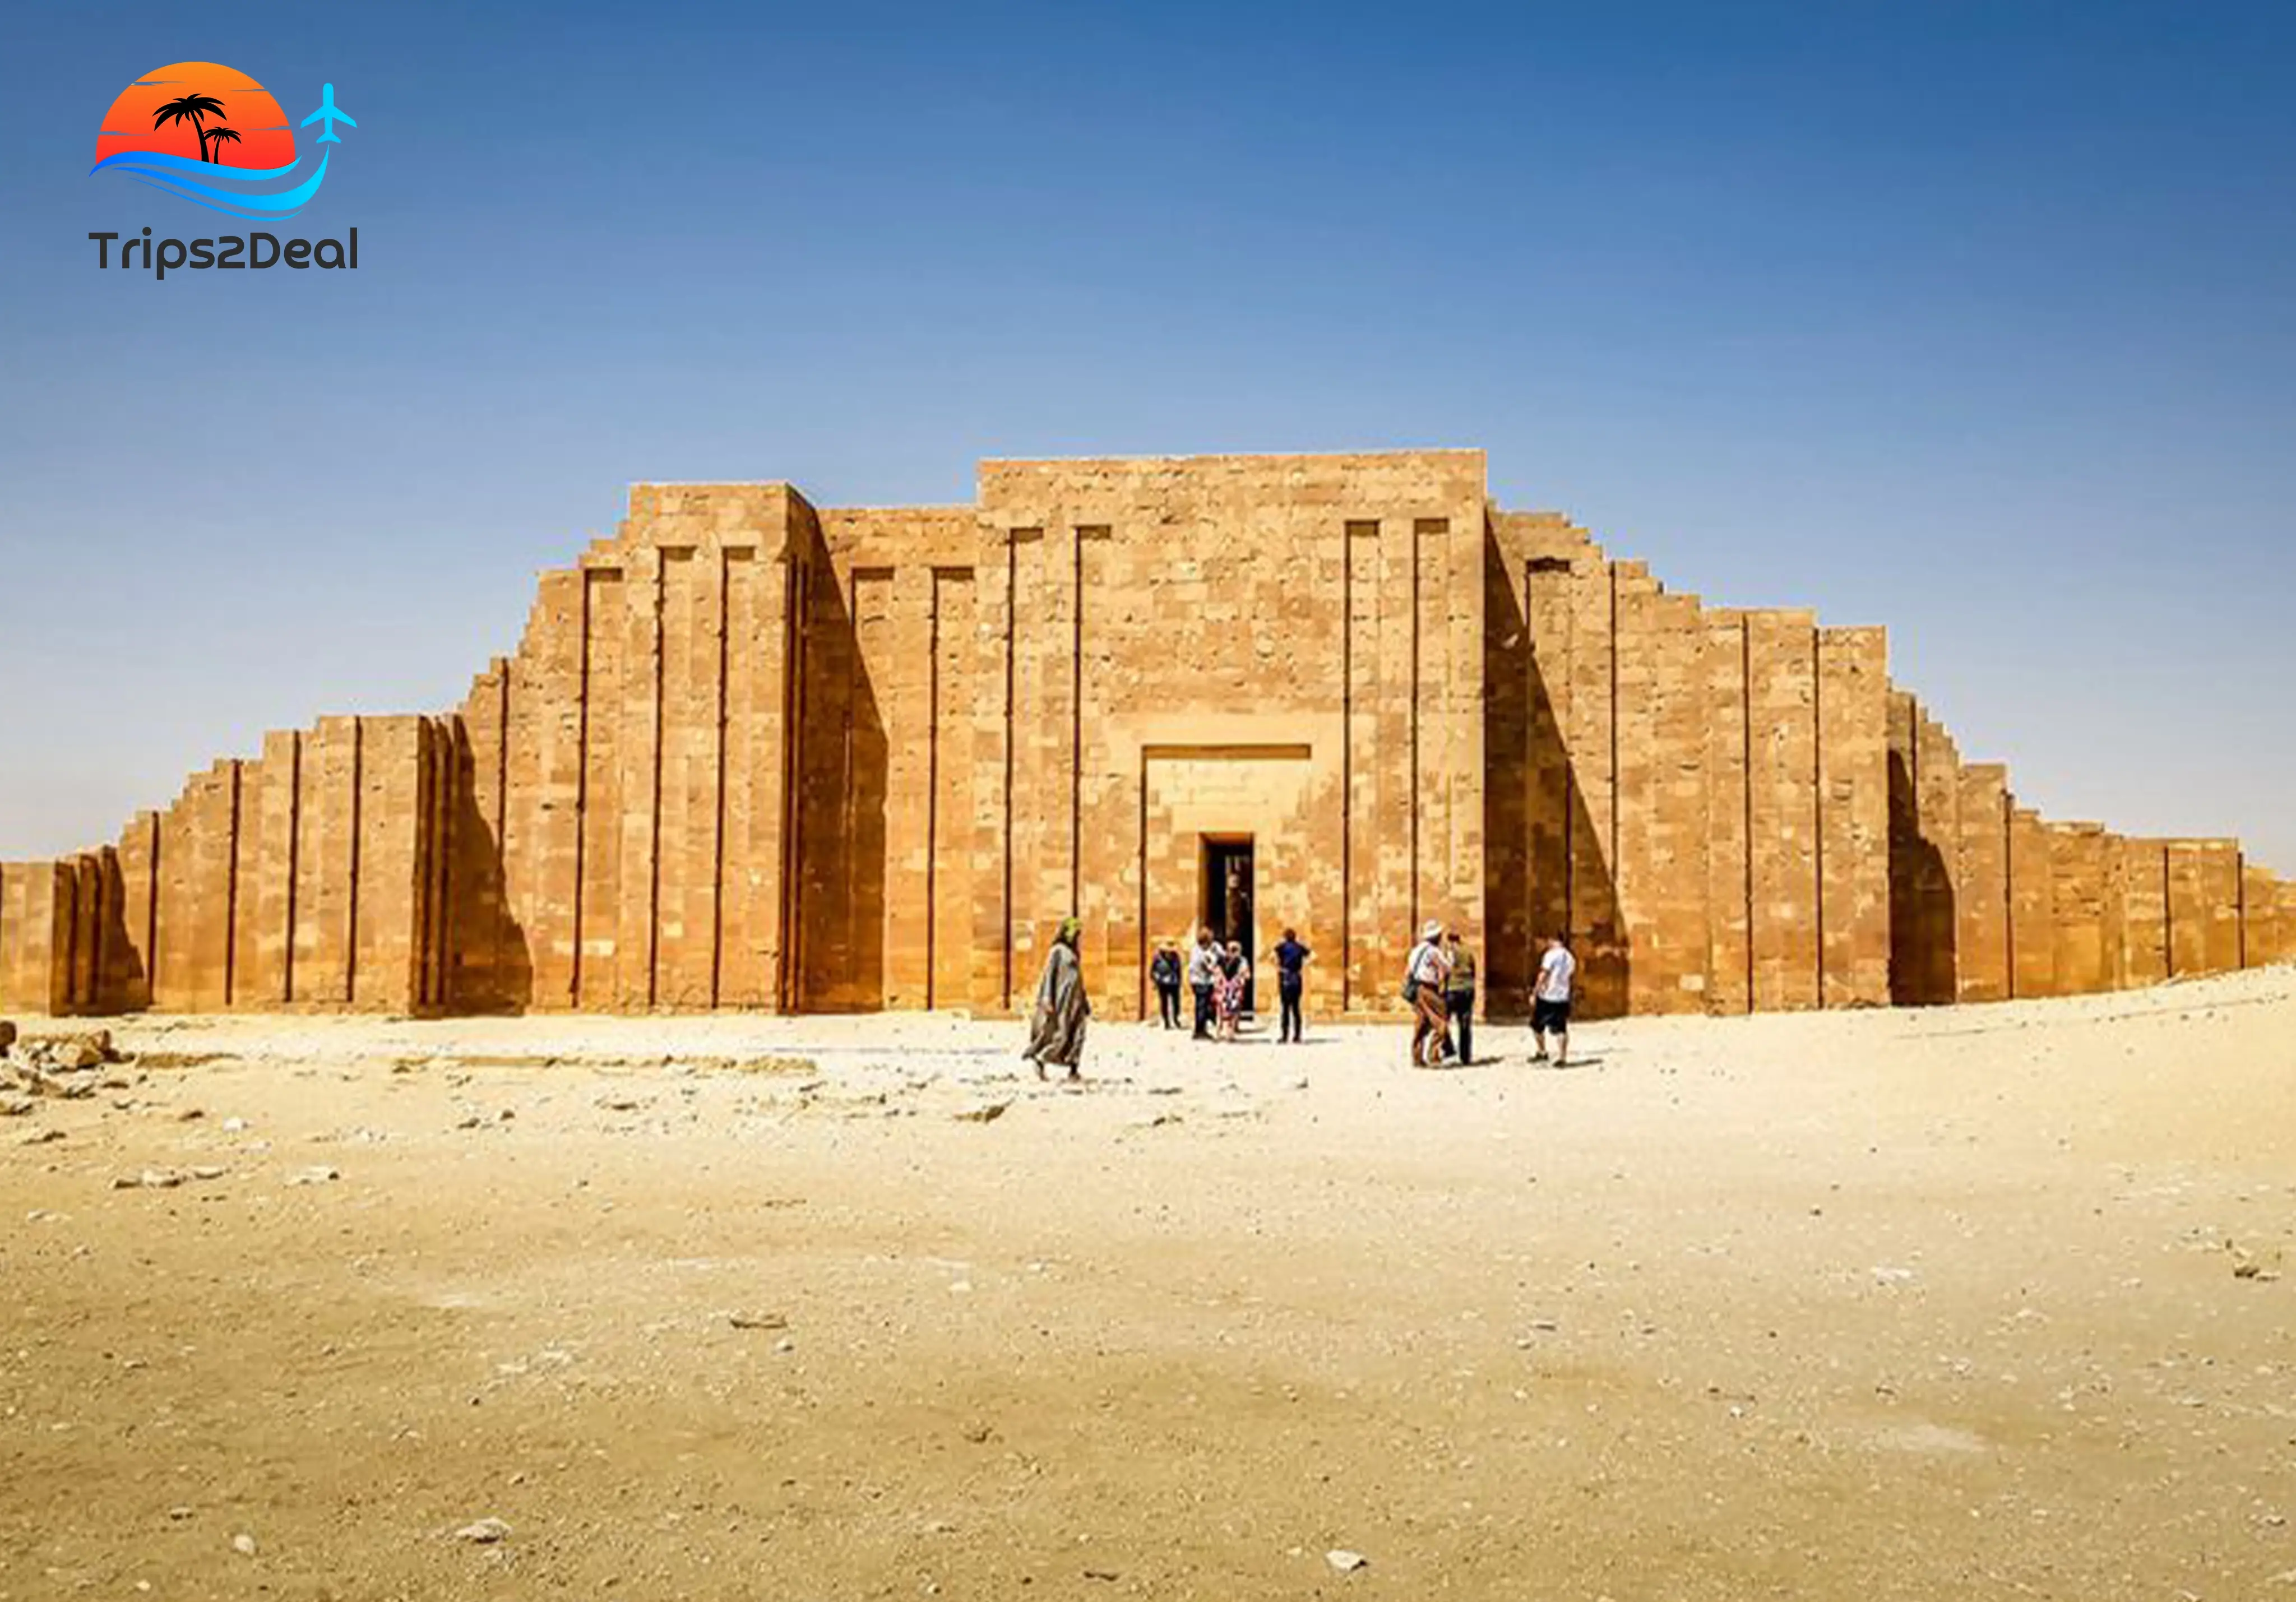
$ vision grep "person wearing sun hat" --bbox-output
[1022,916,1091,1081]
[1403,919,1454,1068]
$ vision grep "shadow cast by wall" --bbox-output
[797,560,887,1012]
[1886,746,1958,1004]
[441,721,533,1013]
[1483,538,1628,1022]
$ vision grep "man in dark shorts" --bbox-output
[1531,932,1575,1066]
[1271,927,1311,1042]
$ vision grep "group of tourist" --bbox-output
[1024,915,1577,1080]
[1146,927,1314,1045]
[1391,923,1573,1067]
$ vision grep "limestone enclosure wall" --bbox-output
[1882,694,2286,1002]
[1483,518,1896,1020]
[2,450,2286,1018]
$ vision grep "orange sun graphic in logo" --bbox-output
[95,62,297,171]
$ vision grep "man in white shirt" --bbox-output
[1186,928,1221,1040]
[1531,933,1576,1066]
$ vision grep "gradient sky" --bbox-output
[2,0,2291,870]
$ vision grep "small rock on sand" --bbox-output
[953,1099,1011,1124]
[230,1532,258,1557]
[285,1166,341,1186]
[1326,1549,1369,1573]
[729,1311,789,1331]
[452,1517,511,1544]
[0,1094,35,1117]
[48,1034,114,1071]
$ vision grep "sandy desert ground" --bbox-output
[4,970,2296,1601]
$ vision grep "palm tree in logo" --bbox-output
[152,92,228,162]
[204,124,243,166]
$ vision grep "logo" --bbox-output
[94,61,354,219]
[89,62,360,277]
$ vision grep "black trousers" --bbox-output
[1191,983,1214,1038]
[1446,990,1475,1063]
[1156,983,1182,1027]
[1278,979,1304,1041]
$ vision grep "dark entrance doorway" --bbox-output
[1200,835,1256,1014]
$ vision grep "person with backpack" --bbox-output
[1149,941,1184,1029]
[1403,920,1453,1068]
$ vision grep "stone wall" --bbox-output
[0,716,449,1017]
[1883,693,2286,1001]
[1482,520,1895,1020]
[445,484,821,1014]
[2,448,2287,1018]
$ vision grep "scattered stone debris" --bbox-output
[285,1166,341,1187]
[728,1311,789,1331]
[1326,1549,1369,1573]
[730,1054,820,1076]
[451,1517,511,1545]
[952,1098,1011,1124]
[113,1168,226,1191]
[7,1030,119,1073]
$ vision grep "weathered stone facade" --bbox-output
[3,450,2288,1020]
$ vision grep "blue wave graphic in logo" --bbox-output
[90,147,330,220]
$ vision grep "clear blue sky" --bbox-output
[2,0,2291,869]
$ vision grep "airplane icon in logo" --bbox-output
[299,83,357,143]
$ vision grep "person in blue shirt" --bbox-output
[1271,927,1312,1043]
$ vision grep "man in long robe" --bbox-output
[1024,917,1091,1081]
